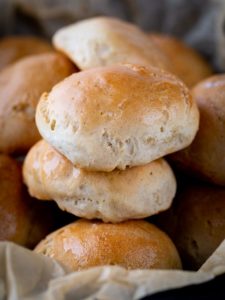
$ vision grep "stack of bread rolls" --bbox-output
[2,16,222,273]
[22,17,204,272]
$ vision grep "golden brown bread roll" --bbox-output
[0,36,52,70]
[23,140,176,222]
[35,219,182,271]
[0,52,76,154]
[53,17,171,71]
[36,64,199,172]
[154,182,225,270]
[0,154,60,248]
[149,33,213,87]
[170,74,225,186]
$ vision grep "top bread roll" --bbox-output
[0,36,52,70]
[53,17,171,71]
[36,64,199,171]
[170,74,225,186]
[0,52,75,154]
[149,34,213,87]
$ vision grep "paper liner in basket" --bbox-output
[0,239,225,300]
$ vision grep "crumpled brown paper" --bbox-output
[1,240,225,300]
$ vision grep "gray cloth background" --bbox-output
[0,0,225,69]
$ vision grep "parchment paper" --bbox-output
[1,240,225,300]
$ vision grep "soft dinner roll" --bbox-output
[23,140,176,222]
[154,182,225,270]
[170,74,225,186]
[36,64,199,171]
[0,36,52,70]
[53,17,171,71]
[35,219,182,271]
[0,52,76,154]
[149,34,213,87]
[0,154,57,248]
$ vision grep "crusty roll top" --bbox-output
[36,64,199,171]
[35,219,182,271]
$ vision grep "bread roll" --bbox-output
[0,52,76,154]
[170,74,225,186]
[0,154,57,248]
[154,182,225,270]
[36,64,199,171]
[0,36,52,70]
[53,17,171,71]
[35,219,182,271]
[23,140,176,222]
[149,34,213,87]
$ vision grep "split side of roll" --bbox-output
[23,140,176,222]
